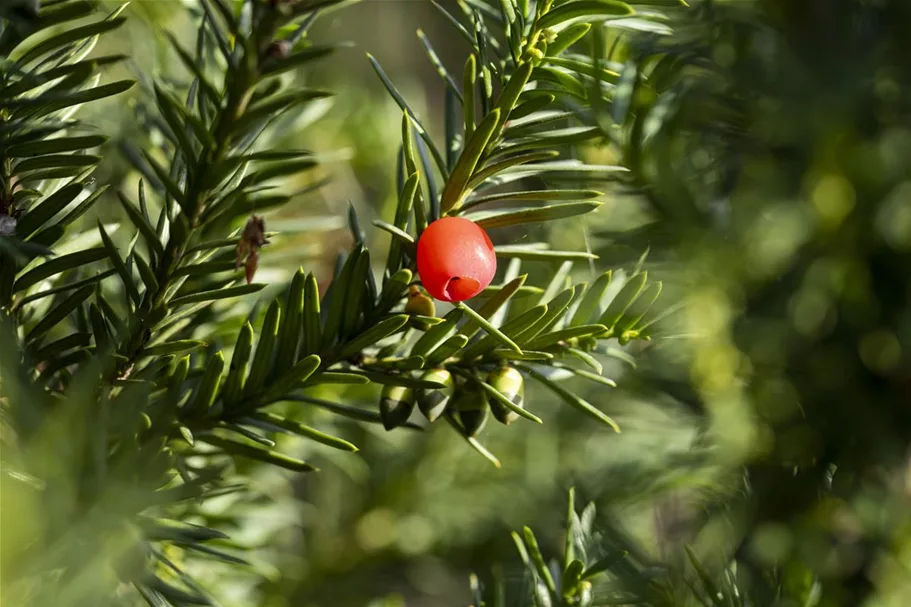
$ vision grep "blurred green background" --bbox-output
[6,0,911,606]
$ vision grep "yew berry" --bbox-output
[416,217,496,302]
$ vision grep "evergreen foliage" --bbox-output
[5,0,910,606]
[0,1,670,605]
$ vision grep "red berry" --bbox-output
[417,217,496,302]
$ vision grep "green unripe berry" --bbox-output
[416,368,454,423]
[379,385,415,430]
[487,366,525,425]
[454,381,489,437]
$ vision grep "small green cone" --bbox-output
[406,285,437,329]
[416,368,454,422]
[455,381,489,437]
[405,285,436,316]
[487,366,525,426]
[379,385,415,430]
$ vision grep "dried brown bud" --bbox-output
[265,40,292,60]
[244,251,259,285]
[236,215,270,281]
[242,215,269,248]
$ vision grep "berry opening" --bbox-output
[444,276,481,301]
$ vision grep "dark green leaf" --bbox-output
[479,380,542,424]
[598,272,647,329]
[503,111,576,139]
[508,95,556,123]
[321,246,359,349]
[143,340,207,357]
[55,184,109,230]
[140,149,187,212]
[522,525,558,595]
[339,315,410,358]
[517,286,576,342]
[494,126,601,156]
[443,410,501,468]
[536,1,633,30]
[15,17,127,66]
[24,284,94,343]
[367,52,447,175]
[186,352,225,417]
[171,260,237,277]
[469,150,559,188]
[463,188,602,211]
[341,247,371,338]
[685,546,728,607]
[170,283,264,306]
[98,221,140,306]
[6,135,106,158]
[417,29,462,103]
[21,1,95,35]
[223,322,254,405]
[351,370,446,390]
[247,412,358,452]
[244,300,281,396]
[261,45,337,77]
[519,363,620,431]
[571,271,612,326]
[463,54,477,139]
[154,84,200,164]
[263,354,321,401]
[614,281,662,335]
[442,108,500,213]
[30,332,92,362]
[565,347,602,374]
[545,23,592,56]
[459,275,526,339]
[196,434,316,472]
[432,0,478,50]
[553,362,616,387]
[273,269,306,375]
[457,301,522,353]
[494,244,598,261]
[15,182,81,238]
[460,304,547,361]
[231,89,333,135]
[96,293,125,337]
[499,160,628,180]
[15,154,100,174]
[526,324,607,349]
[546,56,620,82]
[384,172,419,277]
[177,543,250,566]
[6,81,135,118]
[117,191,164,259]
[424,334,469,366]
[288,395,423,430]
[411,308,463,358]
[471,201,601,229]
[489,60,534,145]
[163,32,220,104]
[374,219,415,245]
[13,247,106,292]
[301,272,322,356]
